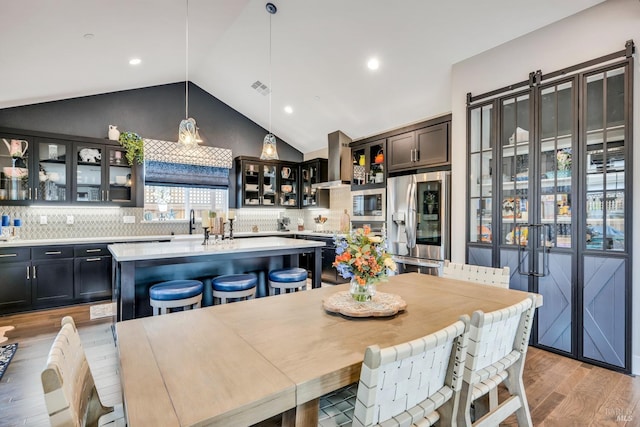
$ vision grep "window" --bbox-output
[143,185,228,221]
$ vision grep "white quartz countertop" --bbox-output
[108,236,325,262]
[0,235,174,248]
[0,230,346,248]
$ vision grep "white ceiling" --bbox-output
[0,0,603,154]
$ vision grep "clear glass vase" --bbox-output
[350,279,376,302]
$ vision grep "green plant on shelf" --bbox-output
[557,148,571,171]
[118,132,144,165]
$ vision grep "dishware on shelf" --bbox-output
[245,184,258,192]
[281,184,292,193]
[2,138,28,158]
[2,167,28,178]
[48,144,58,160]
[281,167,291,179]
[115,176,127,185]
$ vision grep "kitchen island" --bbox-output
[109,237,324,320]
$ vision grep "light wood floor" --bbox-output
[1,305,639,427]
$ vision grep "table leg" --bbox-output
[312,247,322,289]
[281,398,320,427]
[119,261,136,321]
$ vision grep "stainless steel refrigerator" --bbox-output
[386,171,451,275]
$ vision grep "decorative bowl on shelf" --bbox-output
[246,184,258,192]
[281,184,292,193]
[2,167,28,178]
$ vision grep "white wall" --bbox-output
[450,0,640,374]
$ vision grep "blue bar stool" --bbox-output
[149,279,204,316]
[212,273,258,304]
[268,267,308,296]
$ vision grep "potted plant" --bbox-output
[118,132,144,165]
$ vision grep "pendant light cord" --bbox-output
[185,0,189,119]
[268,10,272,134]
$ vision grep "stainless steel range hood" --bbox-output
[312,130,352,189]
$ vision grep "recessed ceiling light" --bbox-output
[284,105,293,114]
[367,57,380,71]
[129,58,142,66]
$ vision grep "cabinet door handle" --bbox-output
[85,257,102,262]
[33,265,36,279]
[45,251,62,255]
[414,149,419,162]
[29,188,32,199]
[0,253,17,258]
[102,190,105,201]
[34,188,38,200]
[106,190,110,201]
[86,249,102,253]
[26,266,30,279]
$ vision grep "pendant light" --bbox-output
[178,0,202,147]
[260,2,279,160]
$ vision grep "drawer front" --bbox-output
[74,244,109,257]
[32,246,74,260]
[0,247,30,263]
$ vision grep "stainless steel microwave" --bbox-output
[352,188,385,222]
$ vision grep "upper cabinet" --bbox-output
[350,139,385,190]
[73,142,134,205]
[235,157,299,208]
[387,121,450,172]
[0,128,138,206]
[300,158,328,208]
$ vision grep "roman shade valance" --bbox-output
[143,139,233,188]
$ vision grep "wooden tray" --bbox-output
[323,291,407,318]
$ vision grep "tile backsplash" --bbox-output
[0,187,354,240]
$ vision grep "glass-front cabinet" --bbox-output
[466,55,632,373]
[0,129,137,206]
[0,132,33,202]
[36,139,71,202]
[278,163,298,207]
[351,139,385,189]
[235,157,298,208]
[300,158,328,208]
[107,147,133,203]
[74,143,104,203]
[74,142,134,205]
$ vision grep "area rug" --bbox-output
[0,343,18,381]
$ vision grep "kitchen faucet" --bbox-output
[189,209,195,234]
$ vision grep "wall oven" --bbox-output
[351,188,385,222]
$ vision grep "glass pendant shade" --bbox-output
[178,117,201,147]
[260,133,278,160]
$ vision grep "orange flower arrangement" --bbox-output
[333,226,396,299]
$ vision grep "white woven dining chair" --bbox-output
[457,294,536,427]
[442,260,510,289]
[319,316,470,427]
[41,316,125,427]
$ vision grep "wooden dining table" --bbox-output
[116,272,542,427]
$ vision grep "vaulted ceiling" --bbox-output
[0,0,603,153]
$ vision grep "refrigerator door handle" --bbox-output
[406,175,417,248]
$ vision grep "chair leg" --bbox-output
[457,381,474,427]
[489,388,498,410]
[505,364,533,427]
